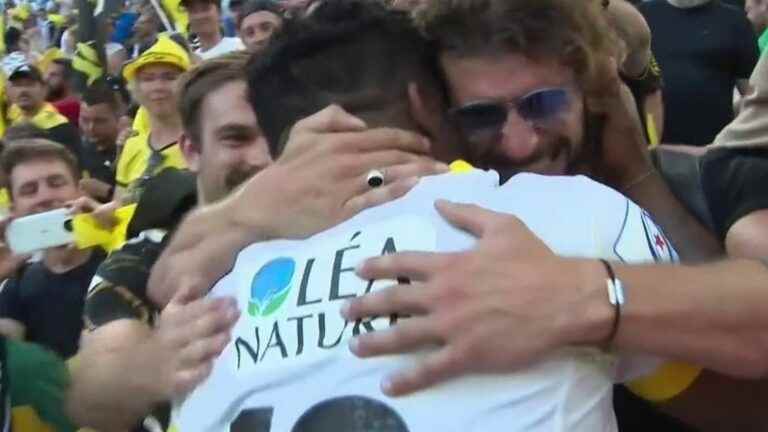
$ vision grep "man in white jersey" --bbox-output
[67,52,445,431]
[170,3,675,430]
[184,0,246,59]
[133,0,764,429]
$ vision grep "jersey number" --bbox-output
[230,395,410,432]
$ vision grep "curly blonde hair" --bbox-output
[414,0,619,97]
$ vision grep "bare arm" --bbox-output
[622,172,723,262]
[342,203,768,396]
[68,290,237,430]
[648,211,768,430]
[148,199,266,308]
[67,320,165,431]
[725,210,768,259]
[593,61,722,262]
[611,259,768,377]
[148,106,445,307]
[614,259,768,430]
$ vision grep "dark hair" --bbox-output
[246,0,443,156]
[3,123,50,142]
[1,139,81,192]
[51,58,74,81]
[103,74,133,107]
[4,27,22,52]
[237,0,284,28]
[177,51,251,146]
[126,103,140,119]
[415,0,617,100]
[82,80,123,114]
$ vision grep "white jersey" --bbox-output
[195,36,245,60]
[172,171,677,432]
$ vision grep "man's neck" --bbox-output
[48,89,71,102]
[56,89,72,101]
[198,31,223,51]
[43,246,92,274]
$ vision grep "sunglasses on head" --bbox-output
[449,87,571,142]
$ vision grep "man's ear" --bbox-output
[408,82,442,140]
[409,82,465,162]
[179,133,201,172]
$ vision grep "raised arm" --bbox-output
[147,106,447,307]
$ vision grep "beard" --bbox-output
[473,134,576,183]
[47,85,65,101]
[224,165,263,194]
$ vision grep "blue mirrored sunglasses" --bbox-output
[449,87,570,142]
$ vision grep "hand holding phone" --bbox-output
[6,208,75,255]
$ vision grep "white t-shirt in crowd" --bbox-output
[172,171,677,432]
[195,36,245,60]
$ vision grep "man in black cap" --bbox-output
[4,62,81,158]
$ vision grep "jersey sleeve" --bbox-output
[83,230,167,331]
[600,198,679,265]
[588,185,704,401]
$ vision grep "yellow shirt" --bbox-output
[7,103,69,129]
[0,77,6,138]
[115,131,186,201]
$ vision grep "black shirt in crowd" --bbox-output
[639,0,758,146]
[0,250,106,359]
[46,122,83,161]
[79,140,117,188]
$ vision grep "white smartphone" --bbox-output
[6,208,75,254]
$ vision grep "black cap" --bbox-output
[8,63,44,82]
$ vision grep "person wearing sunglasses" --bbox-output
[145,0,734,427]
[341,0,764,430]
[428,0,721,263]
[157,2,697,431]
[448,86,578,178]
